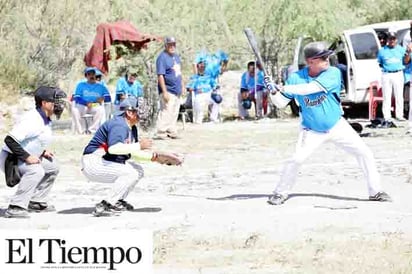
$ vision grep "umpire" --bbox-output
[0,86,67,218]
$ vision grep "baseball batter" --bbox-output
[265,42,392,205]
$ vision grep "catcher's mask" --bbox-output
[34,86,67,120]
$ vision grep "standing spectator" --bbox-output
[155,36,184,139]
[0,87,67,218]
[377,31,407,123]
[205,49,229,81]
[404,42,412,134]
[114,68,144,107]
[264,41,391,205]
[377,32,388,47]
[186,59,221,124]
[72,67,112,134]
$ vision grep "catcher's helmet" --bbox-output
[211,93,222,104]
[242,99,252,109]
[34,86,67,119]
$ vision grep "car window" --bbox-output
[349,32,378,60]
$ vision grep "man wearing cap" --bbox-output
[377,31,408,123]
[0,86,67,218]
[155,36,184,139]
[81,97,183,216]
[72,67,112,134]
[114,67,144,107]
[186,58,220,124]
[263,41,391,205]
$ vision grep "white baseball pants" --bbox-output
[81,149,144,205]
[274,118,383,197]
[193,93,219,123]
[381,71,404,120]
[72,103,106,134]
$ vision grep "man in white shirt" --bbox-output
[0,86,67,218]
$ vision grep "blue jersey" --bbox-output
[404,52,412,83]
[73,82,111,106]
[156,51,182,95]
[115,77,143,104]
[186,73,217,94]
[377,45,406,72]
[83,116,138,164]
[240,70,264,92]
[284,66,343,132]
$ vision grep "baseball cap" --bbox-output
[115,97,139,116]
[127,67,139,76]
[95,69,103,77]
[303,42,334,59]
[164,36,176,45]
[387,31,397,39]
[84,67,97,74]
[216,49,229,62]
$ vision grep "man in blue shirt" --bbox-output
[186,59,220,123]
[155,36,184,139]
[264,41,391,205]
[72,67,112,134]
[114,68,144,106]
[238,61,265,119]
[377,31,408,122]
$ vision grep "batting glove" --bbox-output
[263,76,280,94]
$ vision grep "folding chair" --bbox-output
[368,81,383,121]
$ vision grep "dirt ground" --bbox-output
[1,117,412,273]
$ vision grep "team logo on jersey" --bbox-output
[304,94,327,107]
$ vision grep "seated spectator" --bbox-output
[238,61,265,119]
[114,68,144,109]
[186,59,221,124]
[72,67,111,134]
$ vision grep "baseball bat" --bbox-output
[243,28,280,93]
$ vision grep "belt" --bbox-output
[385,70,402,73]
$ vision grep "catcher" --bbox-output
[81,97,183,216]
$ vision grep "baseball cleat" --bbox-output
[267,193,288,205]
[369,192,392,202]
[4,205,30,218]
[114,200,134,211]
[93,200,121,217]
[28,201,56,213]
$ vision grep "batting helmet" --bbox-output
[211,93,223,104]
[242,99,252,109]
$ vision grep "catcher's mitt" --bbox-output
[152,152,184,166]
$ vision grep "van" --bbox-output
[286,20,411,114]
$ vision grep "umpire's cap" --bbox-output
[115,97,139,116]
[304,42,334,59]
[34,86,66,104]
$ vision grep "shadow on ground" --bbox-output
[208,193,370,202]
[57,207,162,214]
